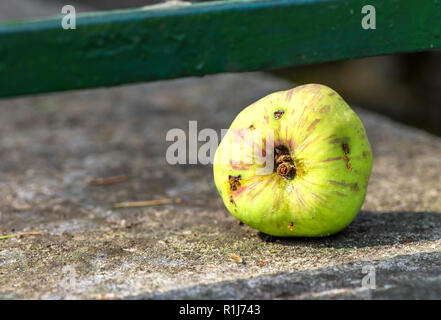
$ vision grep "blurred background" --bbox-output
[1,0,440,136]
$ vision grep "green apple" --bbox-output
[213,84,373,237]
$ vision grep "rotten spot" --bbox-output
[274,110,285,120]
[342,143,350,155]
[342,143,352,170]
[288,222,294,231]
[228,175,242,191]
[274,145,296,180]
[229,195,236,206]
[248,124,255,130]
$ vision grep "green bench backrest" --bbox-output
[0,0,440,98]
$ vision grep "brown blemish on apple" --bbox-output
[249,124,255,130]
[307,118,321,132]
[322,157,343,162]
[319,105,331,114]
[328,92,335,96]
[344,159,352,171]
[329,180,348,187]
[310,192,324,202]
[229,195,236,206]
[329,180,359,192]
[335,191,347,197]
[228,175,242,191]
[288,222,294,231]
[274,110,285,119]
[342,143,352,171]
[330,136,350,145]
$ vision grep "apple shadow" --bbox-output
[257,210,441,249]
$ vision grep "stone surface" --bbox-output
[0,71,440,300]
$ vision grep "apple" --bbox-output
[213,84,373,237]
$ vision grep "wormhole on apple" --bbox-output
[342,143,350,155]
[274,110,285,119]
[274,145,296,180]
[228,175,242,191]
[342,143,352,171]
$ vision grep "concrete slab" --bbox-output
[0,72,440,299]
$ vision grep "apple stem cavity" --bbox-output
[274,145,296,180]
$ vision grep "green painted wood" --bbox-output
[0,0,440,98]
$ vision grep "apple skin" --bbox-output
[213,84,373,237]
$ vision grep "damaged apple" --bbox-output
[213,84,373,237]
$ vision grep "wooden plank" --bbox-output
[0,0,440,98]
